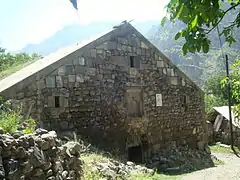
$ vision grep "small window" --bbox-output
[183,95,189,104]
[129,56,140,68]
[182,95,189,111]
[55,96,60,108]
[130,56,135,67]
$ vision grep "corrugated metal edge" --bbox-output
[213,106,240,127]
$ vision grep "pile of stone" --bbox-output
[87,159,154,179]
[0,129,82,180]
[147,145,214,173]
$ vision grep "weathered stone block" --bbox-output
[118,37,128,45]
[76,75,84,83]
[60,97,69,107]
[140,41,149,49]
[75,65,86,74]
[86,68,96,76]
[90,49,97,58]
[65,65,75,75]
[28,83,37,92]
[73,57,85,66]
[46,77,56,88]
[58,66,65,75]
[56,76,63,87]
[182,78,186,86]
[68,75,76,83]
[47,96,54,107]
[107,41,117,49]
[157,61,164,68]
[170,77,178,85]
[171,69,175,76]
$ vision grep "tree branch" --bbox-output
[205,2,240,35]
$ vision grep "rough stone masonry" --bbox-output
[0,23,207,162]
[0,129,82,180]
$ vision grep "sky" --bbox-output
[0,0,169,51]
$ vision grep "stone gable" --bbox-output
[0,23,206,162]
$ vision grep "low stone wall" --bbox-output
[147,144,213,173]
[0,129,82,180]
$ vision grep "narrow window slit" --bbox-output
[55,96,60,108]
[130,56,135,68]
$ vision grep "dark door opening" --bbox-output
[128,145,142,163]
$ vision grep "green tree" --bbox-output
[203,74,228,112]
[0,47,42,72]
[204,74,228,98]
[163,0,240,54]
[162,0,240,116]
[222,59,240,118]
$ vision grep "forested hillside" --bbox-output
[147,18,240,87]
[0,48,41,79]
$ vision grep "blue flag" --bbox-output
[70,0,78,10]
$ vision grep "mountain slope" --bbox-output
[17,21,160,56]
[147,18,240,86]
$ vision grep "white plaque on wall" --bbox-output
[156,94,162,107]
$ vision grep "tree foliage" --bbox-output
[163,0,240,55]
[0,48,42,72]
[204,74,228,98]
[0,97,36,134]
[222,59,240,118]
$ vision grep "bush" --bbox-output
[0,98,36,134]
[0,111,19,133]
[22,118,36,134]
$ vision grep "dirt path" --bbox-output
[182,153,240,180]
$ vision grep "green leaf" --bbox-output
[202,42,209,53]
[175,32,182,40]
[191,15,198,29]
[182,43,188,55]
[226,36,236,45]
[161,17,167,26]
[176,4,184,18]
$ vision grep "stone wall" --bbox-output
[0,129,82,180]
[1,24,206,161]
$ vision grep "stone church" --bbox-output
[0,23,206,163]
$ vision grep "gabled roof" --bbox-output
[0,29,114,94]
[0,22,202,96]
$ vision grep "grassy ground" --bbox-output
[210,144,240,154]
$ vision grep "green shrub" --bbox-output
[22,118,36,134]
[0,97,37,134]
[0,111,19,133]
[204,94,227,113]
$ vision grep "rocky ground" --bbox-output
[81,144,240,180]
[1,129,239,180]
